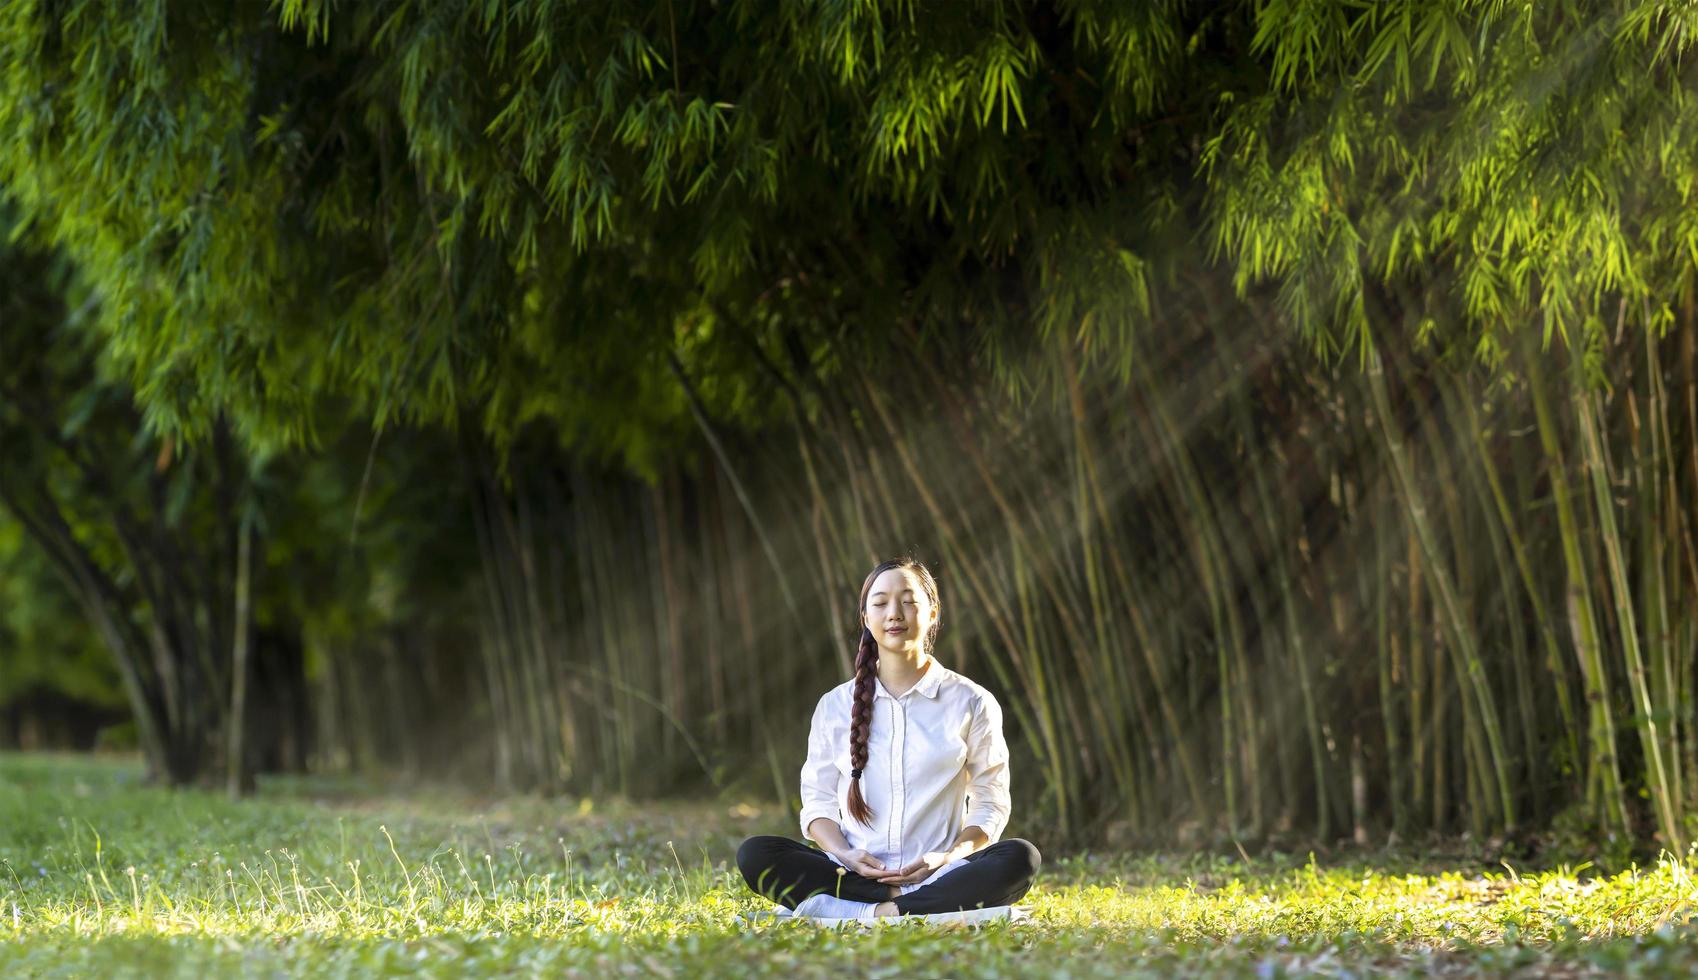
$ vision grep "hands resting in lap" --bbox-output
[837,847,955,886]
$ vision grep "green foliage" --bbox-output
[1209,1,1698,365]
[0,221,480,782]
[0,0,1197,464]
[0,517,121,708]
[7,0,1698,850]
[5,1,1696,469]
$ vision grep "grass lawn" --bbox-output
[4,753,1698,977]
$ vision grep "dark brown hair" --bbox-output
[845,556,942,825]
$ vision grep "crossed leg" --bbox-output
[736,835,1041,915]
[735,835,898,909]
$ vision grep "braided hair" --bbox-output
[845,556,942,825]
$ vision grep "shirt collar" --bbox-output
[874,659,946,700]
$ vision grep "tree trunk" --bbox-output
[226,517,254,799]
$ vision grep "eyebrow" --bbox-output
[870,589,917,598]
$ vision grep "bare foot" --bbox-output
[873,901,900,917]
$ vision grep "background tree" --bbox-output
[0,516,127,750]
[2,1,1695,849]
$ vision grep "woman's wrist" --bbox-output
[947,828,989,861]
[807,819,852,861]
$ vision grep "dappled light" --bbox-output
[7,756,1698,976]
[4,1,1698,974]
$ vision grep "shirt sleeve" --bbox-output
[798,691,842,843]
[962,689,1011,843]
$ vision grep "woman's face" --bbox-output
[862,567,934,658]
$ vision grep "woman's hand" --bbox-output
[873,849,954,886]
[835,848,889,879]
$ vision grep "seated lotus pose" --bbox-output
[737,556,1041,920]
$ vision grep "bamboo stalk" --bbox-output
[1642,324,1686,815]
[1366,345,1515,830]
[1575,376,1683,850]
[1240,409,1332,838]
[854,366,1086,830]
[1455,380,1582,798]
[1009,530,1080,831]
[1524,338,1630,834]
[944,383,1127,825]
[1416,374,1494,837]
[793,416,854,678]
[1129,344,1251,833]
[1376,479,1407,837]
[1058,337,1162,817]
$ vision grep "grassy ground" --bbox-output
[4,754,1698,977]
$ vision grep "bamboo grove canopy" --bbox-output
[5,0,1698,461]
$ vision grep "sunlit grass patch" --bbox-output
[5,752,1698,977]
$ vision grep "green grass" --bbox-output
[4,753,1698,977]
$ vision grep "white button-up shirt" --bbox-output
[798,659,1012,878]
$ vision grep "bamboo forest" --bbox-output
[5,2,1698,975]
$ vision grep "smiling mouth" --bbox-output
[885,627,907,634]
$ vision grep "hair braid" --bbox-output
[844,627,879,824]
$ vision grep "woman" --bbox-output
[737,556,1041,920]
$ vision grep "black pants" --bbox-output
[736,835,1041,915]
